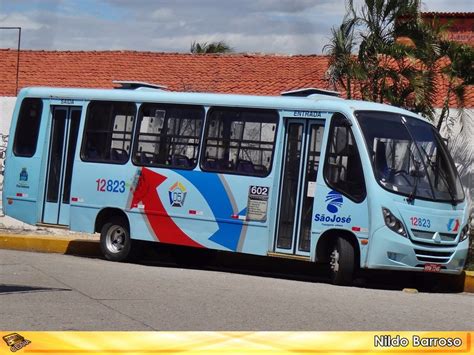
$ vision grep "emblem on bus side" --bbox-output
[19,167,28,181]
[168,181,187,207]
[16,167,30,189]
[315,190,352,226]
[325,190,343,213]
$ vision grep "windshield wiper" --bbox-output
[419,145,457,206]
[400,116,436,203]
[407,161,421,204]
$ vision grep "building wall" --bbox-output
[0,97,16,190]
[419,13,474,47]
[0,97,16,135]
[0,97,16,214]
[436,108,474,206]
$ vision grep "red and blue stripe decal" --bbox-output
[447,218,460,233]
[178,170,246,251]
[129,168,245,251]
[129,168,203,248]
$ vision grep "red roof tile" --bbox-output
[420,12,474,19]
[0,49,330,96]
[0,49,472,108]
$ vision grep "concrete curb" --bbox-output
[0,233,473,292]
[464,271,474,293]
[0,234,101,257]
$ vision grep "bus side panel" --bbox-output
[310,111,370,266]
[70,157,277,255]
[202,173,275,255]
[3,157,44,226]
[3,98,50,226]
[134,168,274,254]
[311,182,370,265]
[69,205,98,234]
[69,161,136,233]
[127,210,159,242]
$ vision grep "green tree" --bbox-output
[323,14,359,99]
[450,44,474,85]
[190,41,233,54]
[324,0,469,130]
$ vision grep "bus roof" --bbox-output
[18,86,427,123]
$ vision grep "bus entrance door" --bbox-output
[275,120,325,256]
[42,106,82,226]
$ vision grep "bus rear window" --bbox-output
[13,98,43,157]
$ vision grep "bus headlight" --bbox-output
[460,224,470,242]
[382,207,407,237]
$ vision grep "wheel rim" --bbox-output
[330,247,340,273]
[106,225,126,253]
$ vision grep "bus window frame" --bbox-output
[199,106,279,178]
[13,97,44,158]
[131,102,205,170]
[323,112,367,203]
[80,100,137,165]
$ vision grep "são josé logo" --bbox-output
[325,190,343,213]
[168,181,187,207]
[314,190,351,225]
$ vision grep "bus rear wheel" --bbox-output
[100,217,132,262]
[329,237,355,286]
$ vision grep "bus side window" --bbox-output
[81,101,136,164]
[13,98,43,157]
[131,104,204,169]
[324,114,366,202]
[201,108,278,177]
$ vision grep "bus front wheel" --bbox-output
[329,237,355,286]
[100,217,132,262]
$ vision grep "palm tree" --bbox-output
[324,0,468,129]
[450,43,474,85]
[323,15,359,99]
[190,41,233,54]
[350,0,424,106]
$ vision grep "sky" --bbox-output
[0,0,472,54]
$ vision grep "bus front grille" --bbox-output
[411,229,457,245]
[413,248,453,264]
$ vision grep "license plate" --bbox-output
[424,263,441,272]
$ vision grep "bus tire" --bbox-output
[329,237,355,286]
[100,217,132,262]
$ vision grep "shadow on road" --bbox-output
[125,241,466,294]
[0,284,72,295]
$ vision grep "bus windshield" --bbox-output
[356,111,464,203]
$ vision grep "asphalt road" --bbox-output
[0,248,473,330]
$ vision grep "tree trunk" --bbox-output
[437,87,451,132]
[347,77,351,99]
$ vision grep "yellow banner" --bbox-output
[0,331,471,354]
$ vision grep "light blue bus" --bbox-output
[2,84,470,285]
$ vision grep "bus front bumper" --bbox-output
[365,226,469,275]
